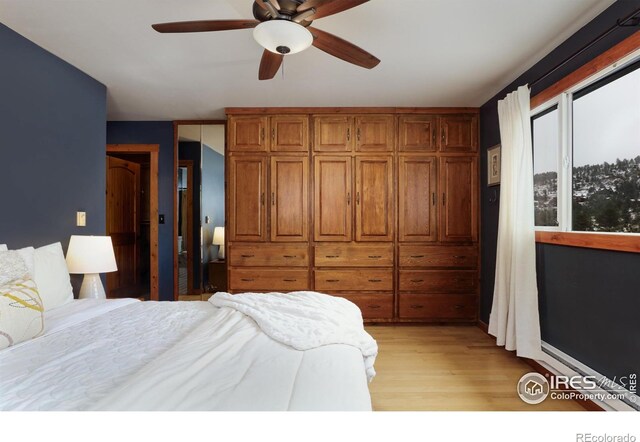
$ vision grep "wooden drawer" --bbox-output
[315,269,393,291]
[399,270,477,293]
[338,294,394,320]
[399,246,477,268]
[229,269,309,291]
[314,244,393,267]
[229,244,309,267]
[399,294,477,320]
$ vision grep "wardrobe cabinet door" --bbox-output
[355,156,394,241]
[439,115,478,152]
[270,156,309,242]
[314,156,353,242]
[439,156,478,243]
[355,115,394,152]
[398,116,438,152]
[228,156,268,242]
[313,116,354,152]
[228,116,269,152]
[398,156,437,242]
[271,115,309,152]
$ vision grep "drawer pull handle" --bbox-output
[283,279,297,282]
[326,279,340,283]
[410,255,425,258]
[368,279,382,283]
[453,255,466,259]
[411,279,424,283]
[325,255,339,258]
[454,305,464,310]
[410,304,424,309]
[283,255,297,258]
[241,254,255,258]
[241,278,254,282]
[368,305,381,309]
[368,255,382,259]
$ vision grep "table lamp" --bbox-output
[66,235,118,299]
[212,227,225,259]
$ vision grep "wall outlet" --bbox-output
[77,211,86,227]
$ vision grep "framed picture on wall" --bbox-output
[487,144,501,186]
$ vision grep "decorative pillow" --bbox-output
[33,242,74,310]
[0,251,30,286]
[6,247,35,276]
[0,257,44,349]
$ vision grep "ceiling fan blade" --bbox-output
[309,27,380,69]
[259,50,284,80]
[152,20,259,33]
[297,0,369,20]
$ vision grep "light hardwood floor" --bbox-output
[365,325,584,411]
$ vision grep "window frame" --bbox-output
[531,40,640,252]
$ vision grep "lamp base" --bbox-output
[217,247,225,260]
[79,273,106,299]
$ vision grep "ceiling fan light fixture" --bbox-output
[253,20,313,55]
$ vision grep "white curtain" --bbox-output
[489,85,542,360]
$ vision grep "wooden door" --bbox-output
[228,156,268,242]
[439,156,478,242]
[313,116,354,152]
[398,156,437,242]
[271,116,308,152]
[106,156,140,297]
[355,115,394,151]
[398,116,438,152]
[270,156,309,242]
[355,156,393,241]
[228,116,268,152]
[439,115,478,152]
[314,156,352,242]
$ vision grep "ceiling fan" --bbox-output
[152,0,380,80]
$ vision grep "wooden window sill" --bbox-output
[535,231,640,254]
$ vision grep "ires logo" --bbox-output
[549,375,598,390]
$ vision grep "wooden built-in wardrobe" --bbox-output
[226,108,479,323]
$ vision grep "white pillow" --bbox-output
[0,276,44,349]
[0,244,7,251]
[33,243,74,310]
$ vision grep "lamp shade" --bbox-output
[66,235,117,274]
[212,227,225,246]
[253,20,313,55]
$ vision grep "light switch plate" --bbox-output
[77,211,86,227]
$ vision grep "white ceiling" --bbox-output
[0,0,615,120]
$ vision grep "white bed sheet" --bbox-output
[0,299,372,411]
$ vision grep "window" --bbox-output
[532,56,640,235]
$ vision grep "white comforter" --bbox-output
[0,297,373,411]
[209,291,378,381]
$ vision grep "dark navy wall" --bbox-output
[106,122,174,301]
[0,23,106,255]
[202,147,225,287]
[480,1,640,380]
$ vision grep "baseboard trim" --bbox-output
[477,320,489,334]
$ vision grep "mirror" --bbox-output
[177,123,225,298]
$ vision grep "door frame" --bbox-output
[178,160,195,295]
[173,120,227,301]
[107,144,160,301]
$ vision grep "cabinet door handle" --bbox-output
[283,279,297,282]
[347,128,351,141]
[261,192,265,206]
[411,279,424,283]
[241,254,255,258]
[368,255,382,259]
[432,128,436,145]
[356,192,360,205]
[410,304,424,309]
[368,279,382,283]
[271,192,275,206]
[357,128,361,142]
[261,128,265,141]
[410,255,425,259]
[347,192,351,205]
[326,279,340,283]
[241,278,254,282]
[368,305,381,309]
[282,255,297,259]
[432,192,436,206]
[442,193,446,206]
[272,128,275,141]
[325,255,339,258]
[441,127,445,143]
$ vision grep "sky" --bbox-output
[533,66,640,174]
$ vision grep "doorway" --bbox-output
[106,144,159,301]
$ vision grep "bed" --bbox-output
[0,296,374,411]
